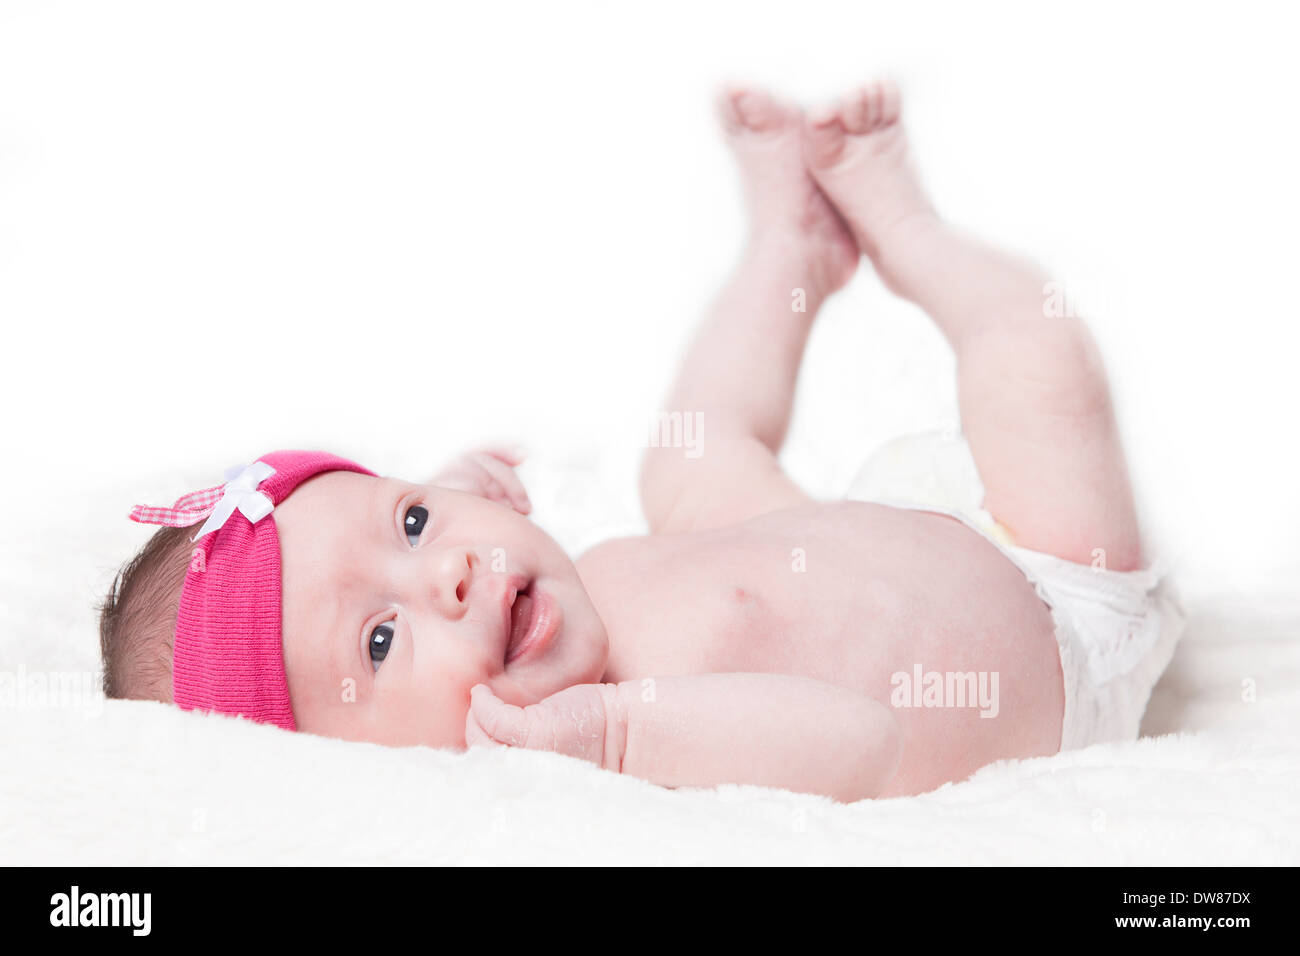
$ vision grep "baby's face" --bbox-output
[274,472,608,747]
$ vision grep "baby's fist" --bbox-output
[428,446,531,515]
[465,683,624,770]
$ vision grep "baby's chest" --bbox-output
[609,530,904,681]
[600,502,1038,684]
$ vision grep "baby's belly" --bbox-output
[591,501,1065,795]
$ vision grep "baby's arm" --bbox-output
[467,674,900,803]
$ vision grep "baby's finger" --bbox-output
[477,445,528,468]
[472,452,532,515]
[427,462,480,494]
[470,467,513,512]
[468,684,528,746]
[464,706,503,749]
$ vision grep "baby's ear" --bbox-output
[427,447,532,515]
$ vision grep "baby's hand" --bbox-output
[465,683,625,770]
[428,446,531,515]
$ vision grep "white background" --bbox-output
[1,0,1296,653]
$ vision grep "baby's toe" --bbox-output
[837,92,866,135]
[719,86,789,135]
[877,81,901,125]
[803,107,848,168]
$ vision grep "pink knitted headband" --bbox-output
[130,450,375,730]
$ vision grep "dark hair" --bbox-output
[98,524,197,701]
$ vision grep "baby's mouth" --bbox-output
[503,577,560,666]
[506,582,535,661]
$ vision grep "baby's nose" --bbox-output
[429,547,476,619]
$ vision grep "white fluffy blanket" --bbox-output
[3,452,1298,866]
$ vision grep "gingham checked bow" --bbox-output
[130,461,278,541]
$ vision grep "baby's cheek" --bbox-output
[401,665,484,750]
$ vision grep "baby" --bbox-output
[100,82,1182,801]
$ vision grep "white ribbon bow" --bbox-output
[191,460,278,541]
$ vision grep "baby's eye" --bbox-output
[403,505,429,547]
[369,622,395,671]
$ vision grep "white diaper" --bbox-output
[845,430,1185,751]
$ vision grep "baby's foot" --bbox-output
[803,81,938,288]
[719,86,859,295]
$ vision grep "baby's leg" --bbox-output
[805,83,1141,569]
[640,88,859,533]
